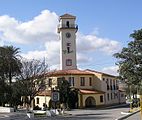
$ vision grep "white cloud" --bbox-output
[21,50,47,60]
[0,38,4,46]
[77,33,121,55]
[102,66,119,76]
[21,40,60,66]
[0,9,122,71]
[77,53,92,63]
[0,10,58,44]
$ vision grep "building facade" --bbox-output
[34,13,126,109]
[35,69,126,108]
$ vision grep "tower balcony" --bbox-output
[57,24,78,33]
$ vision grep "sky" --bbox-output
[0,0,142,75]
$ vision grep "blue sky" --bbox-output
[0,0,142,75]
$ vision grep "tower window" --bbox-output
[66,21,69,28]
[66,59,72,66]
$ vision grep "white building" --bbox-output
[57,14,78,70]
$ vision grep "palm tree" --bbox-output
[0,46,22,85]
[0,46,22,106]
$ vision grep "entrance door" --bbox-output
[85,96,96,107]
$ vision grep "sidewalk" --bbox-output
[116,108,140,120]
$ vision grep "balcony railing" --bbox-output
[58,24,78,29]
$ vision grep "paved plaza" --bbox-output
[0,104,140,120]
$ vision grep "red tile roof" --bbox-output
[46,69,94,77]
[80,89,105,94]
[85,69,116,77]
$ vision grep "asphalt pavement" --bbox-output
[0,104,140,120]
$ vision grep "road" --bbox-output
[0,104,138,120]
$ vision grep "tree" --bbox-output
[57,77,70,105]
[68,88,78,109]
[17,59,48,109]
[57,77,78,109]
[0,46,22,85]
[0,46,22,106]
[114,29,142,96]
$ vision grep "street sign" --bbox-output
[51,92,60,102]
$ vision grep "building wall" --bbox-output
[85,70,124,105]
[78,94,105,108]
[45,72,126,107]
[101,75,118,105]
[48,74,95,89]
[34,96,51,109]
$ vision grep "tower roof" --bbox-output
[60,13,76,19]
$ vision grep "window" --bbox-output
[107,85,109,90]
[107,93,109,101]
[113,85,116,90]
[69,77,74,86]
[113,80,115,85]
[48,78,52,87]
[110,85,113,90]
[100,95,103,102]
[114,93,115,99]
[66,21,69,27]
[121,94,124,97]
[106,79,109,84]
[57,77,65,86]
[89,77,92,86]
[66,59,72,66]
[106,79,109,90]
[111,93,113,99]
[80,77,85,86]
[36,97,39,104]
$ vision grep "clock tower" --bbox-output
[58,14,78,70]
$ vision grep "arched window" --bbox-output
[66,21,69,28]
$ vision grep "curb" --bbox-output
[116,110,140,120]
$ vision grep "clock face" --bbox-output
[66,32,71,38]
